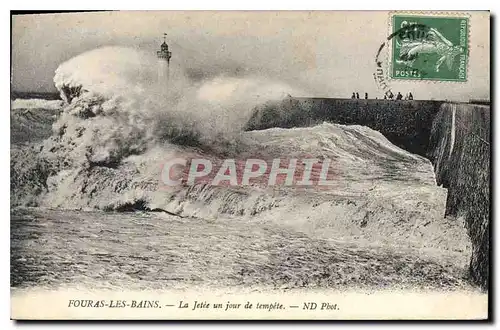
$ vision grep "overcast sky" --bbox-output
[11,11,490,101]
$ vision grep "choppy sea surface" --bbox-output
[11,97,472,292]
[10,47,475,292]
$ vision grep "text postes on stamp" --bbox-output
[390,14,469,82]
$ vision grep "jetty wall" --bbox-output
[246,97,491,290]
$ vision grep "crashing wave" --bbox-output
[10,46,461,252]
[50,46,303,166]
[12,46,302,207]
[11,99,63,111]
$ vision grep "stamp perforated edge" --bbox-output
[386,10,472,84]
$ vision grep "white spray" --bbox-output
[51,46,305,167]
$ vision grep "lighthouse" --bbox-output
[157,33,172,87]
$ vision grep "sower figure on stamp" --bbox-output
[396,27,464,73]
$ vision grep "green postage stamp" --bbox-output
[390,14,469,81]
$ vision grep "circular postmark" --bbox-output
[374,23,430,99]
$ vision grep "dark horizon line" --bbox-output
[11,90,61,101]
[10,90,490,105]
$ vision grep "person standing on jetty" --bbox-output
[356,92,360,99]
[365,93,368,99]
[351,92,356,99]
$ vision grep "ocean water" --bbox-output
[10,47,473,292]
[11,206,471,291]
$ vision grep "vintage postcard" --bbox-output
[10,10,490,320]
